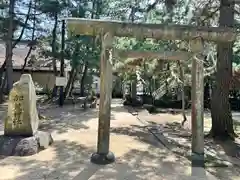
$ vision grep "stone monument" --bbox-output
[4,74,39,136]
[0,74,53,156]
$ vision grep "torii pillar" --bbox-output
[190,37,205,167]
[90,32,115,165]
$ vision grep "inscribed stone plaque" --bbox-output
[4,74,39,136]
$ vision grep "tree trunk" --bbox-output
[69,74,76,97]
[204,81,210,100]
[80,61,88,97]
[0,0,32,86]
[210,0,235,139]
[0,61,6,88]
[5,0,15,93]
[51,12,58,98]
[143,62,147,95]
[21,0,36,73]
[178,61,187,125]
[204,77,211,109]
[131,74,137,101]
[64,67,77,98]
[0,73,7,103]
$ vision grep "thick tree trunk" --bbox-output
[210,0,235,139]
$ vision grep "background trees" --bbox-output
[1,0,239,140]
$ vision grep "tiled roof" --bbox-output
[0,42,71,71]
[0,43,33,66]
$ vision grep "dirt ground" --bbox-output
[133,107,240,180]
[0,99,238,179]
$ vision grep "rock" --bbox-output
[4,74,39,136]
[0,136,21,156]
[14,137,39,156]
[0,131,53,156]
[35,131,53,149]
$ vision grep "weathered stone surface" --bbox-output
[0,136,21,156]
[4,74,39,136]
[14,137,39,156]
[0,131,53,156]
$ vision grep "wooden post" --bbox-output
[90,32,115,165]
[190,37,204,167]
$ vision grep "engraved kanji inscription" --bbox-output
[12,95,24,126]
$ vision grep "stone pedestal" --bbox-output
[90,151,115,165]
[0,131,53,156]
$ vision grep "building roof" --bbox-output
[0,41,71,71]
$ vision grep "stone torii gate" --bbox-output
[66,18,237,165]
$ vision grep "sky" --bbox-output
[14,0,54,40]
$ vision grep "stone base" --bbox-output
[90,151,115,165]
[0,131,53,156]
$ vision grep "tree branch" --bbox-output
[20,0,37,73]
[13,0,32,48]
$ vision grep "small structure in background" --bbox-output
[0,74,53,156]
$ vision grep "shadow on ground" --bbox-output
[1,127,212,180]
[110,124,214,179]
[141,119,240,180]
[0,101,220,179]
[38,104,125,134]
[39,108,96,134]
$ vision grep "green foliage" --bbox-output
[38,0,68,16]
[2,0,240,99]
